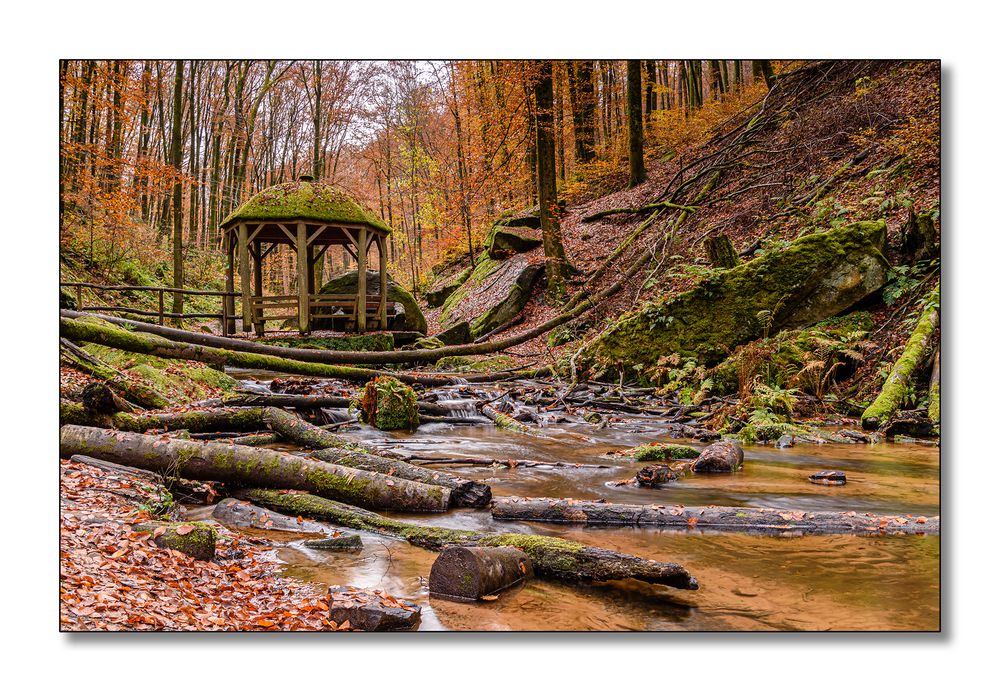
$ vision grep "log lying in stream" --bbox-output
[60,314,457,387]
[236,488,698,589]
[60,402,267,433]
[429,546,533,602]
[262,407,492,508]
[213,391,456,417]
[491,497,940,535]
[59,425,450,512]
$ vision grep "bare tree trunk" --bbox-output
[533,61,568,305]
[170,60,185,323]
[626,60,646,187]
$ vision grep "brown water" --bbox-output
[228,375,941,631]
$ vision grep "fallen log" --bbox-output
[59,425,450,513]
[862,286,940,430]
[928,349,940,424]
[60,314,456,387]
[236,488,698,589]
[582,201,697,223]
[60,401,266,433]
[60,337,172,409]
[134,521,218,560]
[429,546,533,602]
[481,404,537,435]
[262,407,492,508]
[211,497,329,535]
[81,382,137,414]
[304,535,363,551]
[491,497,940,535]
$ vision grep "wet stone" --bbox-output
[808,470,847,486]
[303,534,363,551]
[328,586,421,631]
[775,435,795,448]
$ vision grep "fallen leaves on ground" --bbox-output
[60,457,334,632]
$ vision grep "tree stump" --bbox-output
[704,234,739,268]
[429,546,533,602]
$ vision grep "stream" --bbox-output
[203,374,941,631]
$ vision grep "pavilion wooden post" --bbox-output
[238,223,252,332]
[356,226,368,333]
[296,222,310,335]
[224,233,236,335]
[377,235,388,330]
[251,242,264,337]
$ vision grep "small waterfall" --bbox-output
[432,389,481,419]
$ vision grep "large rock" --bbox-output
[486,224,542,259]
[440,251,544,339]
[425,263,472,308]
[583,221,889,376]
[328,586,421,631]
[316,270,426,334]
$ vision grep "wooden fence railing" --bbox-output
[61,282,240,334]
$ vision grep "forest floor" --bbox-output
[60,456,343,631]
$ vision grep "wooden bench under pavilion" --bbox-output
[221,176,392,336]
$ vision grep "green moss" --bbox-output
[266,334,394,352]
[630,443,700,461]
[223,180,391,232]
[318,270,426,333]
[928,381,940,423]
[425,265,472,308]
[441,251,498,321]
[478,534,584,574]
[485,223,542,259]
[584,221,889,381]
[434,354,517,373]
[135,521,218,561]
[359,376,419,431]
[862,286,939,428]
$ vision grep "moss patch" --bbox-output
[359,376,419,431]
[265,334,393,352]
[583,221,889,381]
[630,443,700,461]
[434,354,517,373]
[83,344,236,404]
[223,179,391,232]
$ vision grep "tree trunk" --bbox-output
[429,546,533,601]
[569,60,596,164]
[928,349,940,424]
[704,234,740,268]
[261,407,492,508]
[862,286,940,430]
[236,488,698,589]
[533,60,568,305]
[80,382,135,415]
[170,60,185,323]
[626,60,646,188]
[491,497,939,535]
[60,402,266,433]
[59,425,451,512]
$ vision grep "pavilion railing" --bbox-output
[61,281,240,334]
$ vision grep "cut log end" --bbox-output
[429,546,533,602]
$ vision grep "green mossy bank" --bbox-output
[582,221,890,381]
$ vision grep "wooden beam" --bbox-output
[224,232,236,335]
[275,223,297,244]
[378,235,388,330]
[296,222,310,334]
[251,242,264,337]
[259,242,279,262]
[356,225,367,333]
[238,223,252,331]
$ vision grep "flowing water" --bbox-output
[221,374,941,631]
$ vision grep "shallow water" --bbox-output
[222,375,941,630]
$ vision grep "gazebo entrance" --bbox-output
[220,176,392,336]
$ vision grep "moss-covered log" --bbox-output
[491,497,940,535]
[60,401,266,433]
[481,404,537,435]
[262,407,492,508]
[134,521,219,560]
[59,425,451,512]
[359,377,419,430]
[236,488,698,589]
[429,546,533,601]
[59,314,453,387]
[862,286,940,430]
[60,337,172,409]
[81,382,135,414]
[928,349,940,424]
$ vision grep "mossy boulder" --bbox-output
[441,251,544,339]
[316,270,426,334]
[434,354,517,373]
[486,224,542,259]
[425,264,472,308]
[135,521,218,561]
[496,206,542,230]
[359,376,419,431]
[436,321,472,345]
[82,343,236,405]
[583,221,889,380]
[265,334,393,351]
[403,336,445,351]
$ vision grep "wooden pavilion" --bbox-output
[220,176,392,336]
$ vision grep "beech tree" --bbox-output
[626,60,646,187]
[533,60,568,304]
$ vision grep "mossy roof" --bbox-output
[222,179,392,233]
